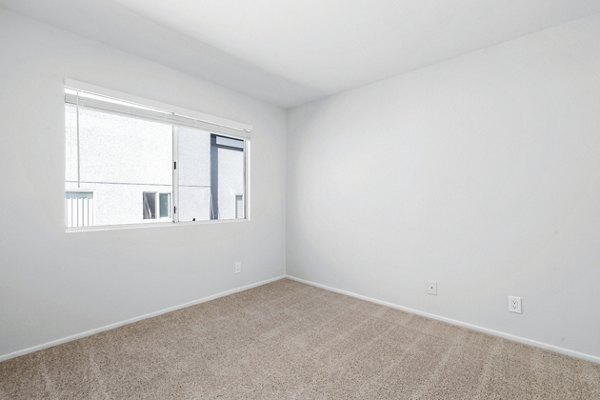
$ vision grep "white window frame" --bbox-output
[64,79,252,232]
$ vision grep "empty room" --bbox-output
[1,0,600,398]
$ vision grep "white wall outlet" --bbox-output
[508,296,522,313]
[234,262,241,274]
[427,280,437,295]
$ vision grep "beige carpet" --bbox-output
[1,279,599,399]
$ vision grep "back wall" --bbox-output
[287,14,600,360]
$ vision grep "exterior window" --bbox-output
[143,192,157,220]
[143,192,171,220]
[64,86,249,229]
[159,193,171,218]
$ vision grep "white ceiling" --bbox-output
[3,0,600,107]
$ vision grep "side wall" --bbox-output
[287,15,600,359]
[0,9,286,358]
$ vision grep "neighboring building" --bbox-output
[65,105,245,227]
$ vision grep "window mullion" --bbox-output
[172,124,179,223]
[76,91,81,189]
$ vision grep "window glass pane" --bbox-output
[143,192,156,219]
[159,193,171,218]
[177,126,211,222]
[214,135,245,220]
[65,106,172,227]
[65,88,248,229]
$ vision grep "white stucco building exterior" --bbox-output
[65,104,245,227]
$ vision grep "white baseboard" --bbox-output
[0,275,286,363]
[286,275,600,365]
[4,274,598,365]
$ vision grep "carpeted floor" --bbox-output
[1,279,599,399]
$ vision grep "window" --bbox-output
[143,192,171,220]
[65,83,251,229]
[143,192,157,220]
[159,193,171,218]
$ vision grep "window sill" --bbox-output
[65,218,250,233]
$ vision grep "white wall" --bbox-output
[287,15,600,359]
[0,9,286,357]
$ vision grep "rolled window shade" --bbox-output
[64,81,252,139]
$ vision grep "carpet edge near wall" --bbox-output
[285,274,600,365]
[3,273,598,365]
[0,275,287,363]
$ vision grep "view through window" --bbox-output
[65,88,248,228]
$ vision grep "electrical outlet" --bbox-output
[234,262,241,274]
[427,280,437,295]
[508,296,522,313]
